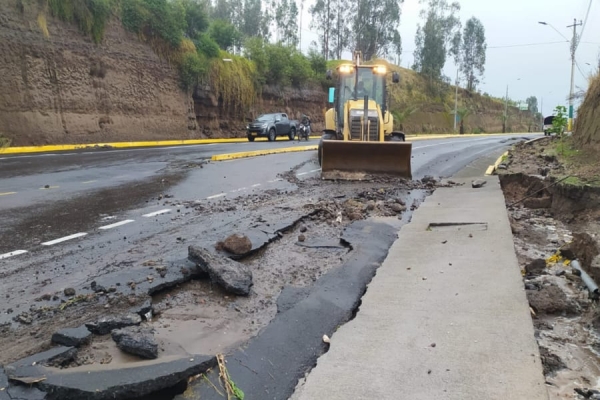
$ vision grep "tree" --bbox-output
[413,0,461,85]
[526,96,539,114]
[309,0,333,59]
[459,17,486,92]
[182,0,210,38]
[209,19,241,51]
[272,0,299,46]
[350,0,403,61]
[241,0,263,38]
[456,106,470,134]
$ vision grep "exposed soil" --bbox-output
[500,137,600,399]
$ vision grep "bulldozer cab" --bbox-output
[319,53,412,180]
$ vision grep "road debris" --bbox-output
[188,246,253,296]
[111,326,158,359]
[85,313,142,335]
[52,326,92,347]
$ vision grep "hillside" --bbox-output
[574,73,600,149]
[0,0,535,147]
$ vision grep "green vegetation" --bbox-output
[551,105,568,137]
[47,0,114,43]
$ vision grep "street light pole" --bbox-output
[453,68,459,132]
[567,18,582,132]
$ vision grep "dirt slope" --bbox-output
[574,73,600,149]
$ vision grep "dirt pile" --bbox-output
[574,73,600,149]
[500,137,600,399]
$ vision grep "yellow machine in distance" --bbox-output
[318,52,412,180]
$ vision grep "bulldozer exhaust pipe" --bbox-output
[320,140,413,180]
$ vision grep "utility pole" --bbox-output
[453,68,459,132]
[540,97,544,131]
[299,0,304,52]
[567,18,582,132]
[503,85,509,133]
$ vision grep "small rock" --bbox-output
[430,343,436,347]
[471,179,487,188]
[390,203,406,213]
[422,175,436,184]
[52,326,92,347]
[322,334,330,344]
[64,288,76,297]
[86,313,142,335]
[111,326,158,359]
[299,225,308,233]
[44,184,50,189]
[497,163,508,170]
[525,259,546,277]
[298,234,306,242]
[18,314,32,325]
[218,234,252,255]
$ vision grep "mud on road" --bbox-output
[0,156,452,399]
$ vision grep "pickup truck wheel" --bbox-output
[288,127,296,141]
[268,128,276,142]
[247,135,255,142]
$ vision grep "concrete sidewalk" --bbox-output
[293,175,548,400]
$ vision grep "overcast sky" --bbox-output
[298,0,600,115]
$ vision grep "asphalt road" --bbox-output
[0,134,537,308]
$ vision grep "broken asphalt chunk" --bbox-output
[85,313,142,335]
[52,326,92,347]
[188,246,253,296]
[471,179,487,188]
[111,326,158,359]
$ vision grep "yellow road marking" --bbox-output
[0,192,16,196]
[211,145,318,161]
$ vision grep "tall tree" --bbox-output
[182,0,210,39]
[351,0,403,61]
[459,17,486,91]
[309,0,333,59]
[413,0,461,84]
[241,0,263,38]
[272,0,298,46]
[526,96,539,114]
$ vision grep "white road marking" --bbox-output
[297,168,322,176]
[251,184,261,187]
[267,178,284,183]
[143,209,172,217]
[231,187,247,193]
[0,192,16,196]
[207,193,226,200]
[99,219,135,230]
[39,186,59,190]
[0,250,28,260]
[42,233,87,246]
[82,180,97,184]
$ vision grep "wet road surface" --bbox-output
[0,135,534,258]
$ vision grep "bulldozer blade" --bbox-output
[321,140,412,180]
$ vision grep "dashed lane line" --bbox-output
[297,168,321,176]
[42,232,88,246]
[230,187,247,193]
[267,178,284,183]
[0,250,28,260]
[0,192,16,196]
[143,209,172,217]
[207,193,226,200]
[39,186,59,190]
[251,183,261,187]
[99,219,135,230]
[82,180,97,184]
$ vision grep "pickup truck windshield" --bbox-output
[256,114,275,121]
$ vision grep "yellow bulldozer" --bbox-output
[318,51,412,180]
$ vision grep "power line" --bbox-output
[488,41,568,49]
[575,60,587,79]
[579,0,593,44]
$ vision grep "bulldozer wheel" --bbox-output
[389,132,405,142]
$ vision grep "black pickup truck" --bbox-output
[246,113,299,142]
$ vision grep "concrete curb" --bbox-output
[0,133,529,156]
[485,151,508,175]
[211,145,318,161]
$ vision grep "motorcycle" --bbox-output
[298,118,311,141]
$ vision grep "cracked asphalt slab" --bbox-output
[0,134,540,399]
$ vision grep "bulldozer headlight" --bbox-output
[373,66,387,74]
[339,64,353,74]
[350,109,378,118]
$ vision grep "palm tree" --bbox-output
[456,107,471,134]
[391,106,419,132]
